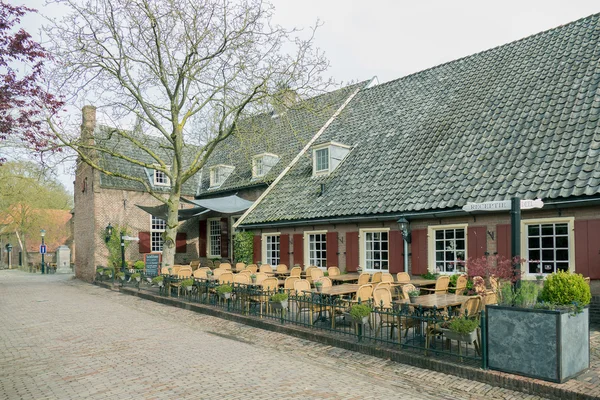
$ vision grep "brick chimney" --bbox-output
[81,105,96,146]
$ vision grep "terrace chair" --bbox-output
[315,277,332,289]
[193,269,208,301]
[373,282,392,294]
[218,272,234,285]
[276,264,289,273]
[453,275,468,296]
[290,266,302,278]
[585,277,591,285]
[233,273,251,309]
[397,272,410,283]
[203,260,214,269]
[255,272,268,285]
[248,277,278,317]
[305,266,318,283]
[170,265,182,276]
[284,277,300,294]
[259,264,273,273]
[371,271,383,284]
[160,266,170,275]
[358,273,371,285]
[373,287,398,339]
[212,268,226,279]
[245,264,258,273]
[219,263,232,270]
[443,296,483,357]
[235,262,246,272]
[327,266,341,277]
[238,270,251,277]
[401,284,417,300]
[189,260,200,271]
[170,268,192,297]
[421,275,450,294]
[381,273,394,283]
[294,279,327,325]
[310,268,324,282]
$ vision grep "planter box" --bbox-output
[441,328,477,343]
[486,305,589,383]
[270,300,288,310]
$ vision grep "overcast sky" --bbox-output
[19,0,600,189]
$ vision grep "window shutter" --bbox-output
[175,232,187,253]
[496,224,511,260]
[138,232,151,253]
[467,226,487,259]
[293,234,303,267]
[575,220,600,279]
[280,234,290,266]
[199,220,207,257]
[220,218,229,258]
[326,232,338,267]
[388,230,404,273]
[410,229,427,275]
[345,231,359,272]
[253,235,261,264]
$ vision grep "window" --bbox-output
[305,231,327,268]
[209,165,234,188]
[360,229,389,271]
[315,148,329,172]
[524,218,573,275]
[428,225,467,273]
[208,219,221,257]
[312,142,351,176]
[254,157,265,177]
[153,169,170,186]
[252,153,280,179]
[151,216,166,252]
[262,233,280,265]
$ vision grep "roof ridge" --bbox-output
[371,12,600,90]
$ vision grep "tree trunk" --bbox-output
[17,231,29,268]
[161,191,181,268]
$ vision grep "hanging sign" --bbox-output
[462,198,544,212]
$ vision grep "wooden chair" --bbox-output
[305,266,318,283]
[160,266,170,275]
[248,277,278,317]
[233,273,251,308]
[218,272,234,284]
[284,276,300,294]
[373,282,392,294]
[170,268,192,296]
[189,260,200,271]
[245,264,258,273]
[203,260,214,269]
[193,269,209,300]
[290,266,302,278]
[381,273,394,283]
[401,284,417,300]
[219,263,232,270]
[259,264,273,273]
[310,268,324,282]
[276,264,289,273]
[422,275,450,294]
[212,268,225,279]
[234,262,246,272]
[448,296,483,357]
[373,287,398,339]
[193,269,207,279]
[170,265,182,276]
[255,272,268,285]
[454,275,468,295]
[294,279,325,325]
[327,266,341,277]
[358,273,371,285]
[397,272,410,283]
[238,270,251,277]
[315,277,332,289]
[371,271,383,284]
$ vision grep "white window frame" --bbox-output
[312,142,351,177]
[359,228,390,272]
[262,233,281,266]
[153,167,171,187]
[521,217,574,278]
[150,215,166,252]
[304,230,328,269]
[252,153,279,179]
[209,164,234,188]
[427,224,468,274]
[207,218,222,258]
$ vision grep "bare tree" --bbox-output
[44,0,332,267]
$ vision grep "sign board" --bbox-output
[462,198,544,212]
[39,244,47,254]
[122,236,140,241]
[144,253,161,276]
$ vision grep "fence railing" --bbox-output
[132,274,486,367]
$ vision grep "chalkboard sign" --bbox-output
[144,253,161,276]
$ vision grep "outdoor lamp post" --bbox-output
[40,229,46,274]
[6,243,12,269]
[105,223,113,243]
[397,217,411,243]
[120,230,126,273]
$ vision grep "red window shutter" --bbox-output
[253,235,261,264]
[199,220,207,257]
[575,220,600,279]
[138,231,151,254]
[175,232,187,253]
[388,230,404,273]
[410,229,428,275]
[496,224,511,260]
[467,226,487,259]
[326,232,338,267]
[293,234,303,267]
[280,234,290,266]
[220,218,229,258]
[345,231,359,272]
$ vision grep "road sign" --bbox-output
[462,198,543,212]
[40,244,47,254]
[122,236,140,241]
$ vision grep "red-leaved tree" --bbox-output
[0,2,62,160]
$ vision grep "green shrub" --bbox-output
[448,274,473,293]
[539,271,591,306]
[271,293,288,302]
[103,225,131,269]
[181,279,194,288]
[449,317,479,334]
[421,271,438,280]
[216,284,232,295]
[104,268,114,276]
[134,261,145,270]
[115,272,125,279]
[233,231,255,264]
[349,304,371,320]
[152,276,164,283]
[96,267,104,275]
[130,272,141,280]
[498,281,539,307]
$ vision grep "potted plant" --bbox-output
[250,273,256,284]
[314,280,324,293]
[131,272,141,282]
[116,271,125,281]
[216,284,233,299]
[104,268,114,279]
[134,260,145,271]
[181,278,194,292]
[349,304,372,325]
[152,275,164,287]
[408,289,420,303]
[486,271,591,383]
[270,293,288,310]
[441,316,479,343]
[96,267,104,277]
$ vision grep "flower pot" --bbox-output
[135,277,141,282]
[186,285,193,292]
[441,328,478,343]
[352,316,369,325]
[222,292,231,299]
[251,278,256,284]
[316,286,323,293]
[271,300,288,310]
[409,296,418,304]
[119,276,125,281]
[157,281,164,287]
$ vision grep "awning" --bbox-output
[137,194,253,221]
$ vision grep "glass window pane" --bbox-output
[435,230,444,240]
[528,225,540,236]
[528,237,539,249]
[556,263,569,272]
[529,262,540,274]
[555,224,568,235]
[556,249,568,261]
[542,263,554,273]
[436,241,444,250]
[446,230,455,239]
[541,249,554,261]
[556,236,568,248]
[529,250,540,261]
[541,236,554,248]
[541,225,554,236]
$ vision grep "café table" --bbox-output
[400,278,437,287]
[394,293,471,310]
[303,284,361,328]
[329,273,360,284]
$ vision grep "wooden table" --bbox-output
[395,294,471,310]
[398,278,437,287]
[329,273,360,283]
[303,284,360,328]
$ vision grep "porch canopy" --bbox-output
[137,194,254,221]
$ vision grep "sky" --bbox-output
[19,0,600,191]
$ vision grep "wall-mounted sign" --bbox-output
[462,198,544,212]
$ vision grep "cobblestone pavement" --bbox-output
[0,270,552,399]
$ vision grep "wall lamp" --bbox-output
[397,217,412,243]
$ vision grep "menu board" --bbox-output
[144,253,161,276]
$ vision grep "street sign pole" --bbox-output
[511,197,521,288]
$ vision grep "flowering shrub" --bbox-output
[465,255,524,283]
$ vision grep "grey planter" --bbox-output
[486,305,589,383]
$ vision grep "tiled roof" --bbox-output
[196,82,366,197]
[241,14,600,225]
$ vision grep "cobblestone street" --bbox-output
[0,270,549,399]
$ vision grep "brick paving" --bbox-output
[0,270,577,399]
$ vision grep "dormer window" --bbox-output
[153,169,170,186]
[312,142,351,176]
[252,153,280,179]
[210,164,234,188]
